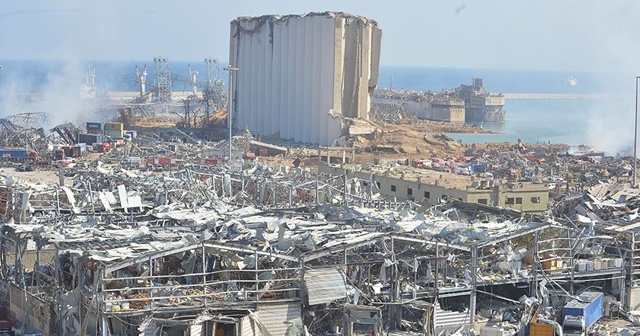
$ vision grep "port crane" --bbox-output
[171,59,228,128]
[114,58,227,128]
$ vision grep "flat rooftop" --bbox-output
[322,162,549,192]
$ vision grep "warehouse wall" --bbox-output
[229,12,381,145]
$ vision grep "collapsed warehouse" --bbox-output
[0,158,632,336]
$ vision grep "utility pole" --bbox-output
[224,66,239,160]
[635,76,639,187]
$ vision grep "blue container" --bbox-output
[0,148,28,159]
[23,331,43,336]
[562,291,603,330]
[471,164,487,173]
[86,122,102,130]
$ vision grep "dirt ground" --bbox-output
[2,166,73,186]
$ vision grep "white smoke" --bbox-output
[577,2,640,155]
[0,60,101,129]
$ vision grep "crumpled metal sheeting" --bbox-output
[1,163,552,261]
[0,158,582,336]
[64,163,364,212]
[558,181,640,223]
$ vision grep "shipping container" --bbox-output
[0,148,28,159]
[87,129,104,135]
[86,122,102,130]
[104,129,124,139]
[202,158,218,165]
[77,134,98,145]
[104,122,124,131]
[77,134,107,145]
[562,291,603,333]
[530,323,554,336]
[146,157,174,167]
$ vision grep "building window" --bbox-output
[407,188,413,195]
[516,197,522,204]
[424,191,430,199]
[531,196,541,204]
[391,185,397,192]
[505,198,515,205]
[375,181,381,189]
[478,198,488,205]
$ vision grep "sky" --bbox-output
[2,0,640,72]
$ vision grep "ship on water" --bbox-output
[372,78,506,123]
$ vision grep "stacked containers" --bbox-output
[104,122,124,139]
[86,122,103,135]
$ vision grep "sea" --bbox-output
[0,59,636,154]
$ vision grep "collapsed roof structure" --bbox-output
[0,159,630,336]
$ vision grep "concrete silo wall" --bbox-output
[229,12,381,145]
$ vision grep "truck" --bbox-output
[93,142,111,153]
[562,291,603,336]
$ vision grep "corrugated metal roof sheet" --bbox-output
[305,267,347,305]
[434,303,470,334]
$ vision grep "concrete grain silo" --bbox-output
[229,12,382,145]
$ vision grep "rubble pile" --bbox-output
[0,154,637,336]
[0,116,639,335]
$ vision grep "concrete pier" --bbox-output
[503,93,626,100]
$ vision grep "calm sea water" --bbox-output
[379,66,636,153]
[0,59,636,153]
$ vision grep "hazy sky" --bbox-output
[2,0,640,71]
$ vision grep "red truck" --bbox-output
[93,142,111,153]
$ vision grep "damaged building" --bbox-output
[229,12,382,145]
[318,162,551,214]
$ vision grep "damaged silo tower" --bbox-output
[229,12,382,145]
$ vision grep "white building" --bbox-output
[229,12,382,145]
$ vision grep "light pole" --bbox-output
[635,76,640,187]
[224,65,239,160]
